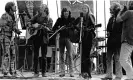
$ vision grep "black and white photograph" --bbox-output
[0,0,132,80]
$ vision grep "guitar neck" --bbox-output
[84,24,101,31]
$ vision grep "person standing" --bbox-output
[0,1,21,76]
[29,4,53,77]
[74,4,95,79]
[116,1,133,80]
[103,2,123,80]
[52,6,75,77]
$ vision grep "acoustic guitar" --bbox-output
[27,23,50,39]
[69,23,102,43]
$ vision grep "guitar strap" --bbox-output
[41,17,50,42]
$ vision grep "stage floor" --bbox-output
[0,71,129,80]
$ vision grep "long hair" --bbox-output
[5,2,15,13]
[82,4,95,24]
[61,6,71,19]
[83,4,93,15]
[38,4,49,16]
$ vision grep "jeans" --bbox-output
[59,37,73,74]
[119,42,133,79]
[106,48,122,78]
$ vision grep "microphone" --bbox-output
[80,12,83,22]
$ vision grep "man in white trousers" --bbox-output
[116,1,133,80]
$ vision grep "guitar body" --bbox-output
[68,24,101,43]
[27,23,43,40]
[28,27,38,36]
[26,27,37,40]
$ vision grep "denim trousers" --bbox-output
[119,42,133,79]
[59,38,73,74]
[106,48,122,78]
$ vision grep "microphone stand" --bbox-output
[55,0,60,74]
[79,13,83,75]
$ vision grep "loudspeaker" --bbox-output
[17,37,33,70]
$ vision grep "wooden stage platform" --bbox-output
[0,71,129,80]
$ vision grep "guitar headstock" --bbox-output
[95,24,102,28]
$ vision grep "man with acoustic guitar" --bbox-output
[29,4,53,77]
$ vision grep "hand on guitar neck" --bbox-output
[85,24,101,31]
[76,23,102,31]
[33,23,50,31]
[59,23,75,31]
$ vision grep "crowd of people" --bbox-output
[0,1,133,80]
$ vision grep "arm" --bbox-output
[116,11,123,22]
[46,18,53,30]
[52,18,60,32]
[1,13,21,34]
[30,15,41,28]
[0,14,7,32]
[41,17,53,32]
[89,14,96,38]
[106,17,114,37]
[13,14,22,34]
[30,14,38,24]
[90,14,95,30]
[1,13,10,27]
[0,14,7,26]
[89,14,95,25]
[67,17,75,28]
[73,17,80,25]
[71,17,75,22]
[116,10,130,23]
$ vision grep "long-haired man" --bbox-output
[52,6,75,77]
[30,4,53,77]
